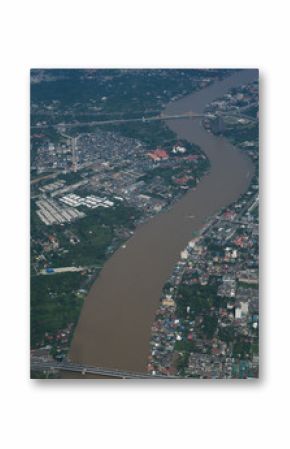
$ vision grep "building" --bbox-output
[147,149,169,161]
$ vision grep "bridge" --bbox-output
[31,112,214,130]
[31,109,256,131]
[31,360,178,379]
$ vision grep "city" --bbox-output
[148,79,259,378]
[30,69,259,379]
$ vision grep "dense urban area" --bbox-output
[30,70,258,379]
[148,80,259,378]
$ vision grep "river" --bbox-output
[68,69,258,375]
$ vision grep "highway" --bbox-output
[31,360,178,379]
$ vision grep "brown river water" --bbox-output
[68,69,258,376]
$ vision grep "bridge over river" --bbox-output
[31,360,178,379]
[32,109,255,131]
[31,111,214,130]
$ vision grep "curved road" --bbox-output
[69,69,258,374]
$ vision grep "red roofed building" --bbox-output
[147,149,169,161]
[234,236,245,248]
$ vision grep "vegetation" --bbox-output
[31,272,83,347]
[175,284,218,319]
[218,326,235,342]
[232,336,251,359]
[30,199,142,351]
[201,315,218,339]
[224,123,258,145]
[107,120,177,149]
[176,352,189,375]
[31,69,232,119]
